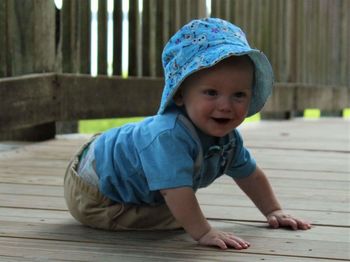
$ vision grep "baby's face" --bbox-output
[175,57,253,137]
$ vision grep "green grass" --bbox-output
[244,113,261,123]
[343,108,350,119]
[304,108,321,119]
[78,113,261,134]
[78,109,348,134]
[79,117,145,134]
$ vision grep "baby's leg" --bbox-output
[64,164,180,230]
[64,144,123,230]
[109,203,182,231]
[64,139,180,231]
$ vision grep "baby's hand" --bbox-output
[267,210,312,230]
[198,228,250,250]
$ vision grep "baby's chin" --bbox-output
[201,128,234,138]
[204,120,242,137]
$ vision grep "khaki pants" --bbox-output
[64,136,181,231]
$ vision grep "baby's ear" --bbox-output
[173,90,184,106]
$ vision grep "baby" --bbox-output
[64,18,311,250]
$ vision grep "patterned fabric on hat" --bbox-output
[158,18,274,117]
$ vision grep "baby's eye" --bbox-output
[234,92,247,98]
[203,89,218,97]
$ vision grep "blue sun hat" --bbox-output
[158,17,274,117]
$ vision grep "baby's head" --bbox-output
[158,18,273,135]
[174,55,254,137]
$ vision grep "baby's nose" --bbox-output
[217,97,233,112]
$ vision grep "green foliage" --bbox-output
[79,117,145,134]
[304,109,321,119]
[244,113,261,123]
[343,108,350,119]
[79,108,349,134]
[78,114,262,134]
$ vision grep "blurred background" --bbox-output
[0,0,349,137]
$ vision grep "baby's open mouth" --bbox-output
[211,117,231,124]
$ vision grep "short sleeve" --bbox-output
[139,127,198,191]
[226,130,256,179]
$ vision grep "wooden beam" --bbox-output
[60,0,91,74]
[0,74,349,136]
[263,83,350,113]
[0,0,8,77]
[6,0,56,76]
[56,74,164,120]
[98,0,108,75]
[112,0,123,76]
[1,1,56,141]
[0,74,57,132]
[296,84,350,111]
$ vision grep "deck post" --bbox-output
[0,0,56,141]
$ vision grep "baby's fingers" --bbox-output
[213,238,228,250]
[279,216,312,230]
[268,214,312,230]
[294,218,312,230]
[198,229,250,250]
[198,233,228,250]
[279,217,298,230]
[225,235,250,250]
[267,215,280,229]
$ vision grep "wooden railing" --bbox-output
[1,73,348,138]
[0,0,349,140]
[1,0,349,85]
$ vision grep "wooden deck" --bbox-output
[0,119,349,261]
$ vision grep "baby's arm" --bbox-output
[160,187,250,249]
[234,166,311,230]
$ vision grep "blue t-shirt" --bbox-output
[94,109,256,205]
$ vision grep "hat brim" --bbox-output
[158,45,273,117]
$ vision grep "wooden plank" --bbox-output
[0,220,348,261]
[1,176,346,199]
[148,0,157,77]
[296,85,350,111]
[1,74,349,134]
[0,120,349,260]
[240,119,350,152]
[0,191,346,227]
[5,0,55,76]
[128,0,138,76]
[32,0,56,73]
[0,141,33,152]
[141,1,151,76]
[0,0,7,77]
[0,194,66,210]
[78,1,91,74]
[59,0,92,74]
[142,0,165,77]
[56,74,164,120]
[202,206,350,228]
[57,0,77,73]
[0,237,337,262]
[0,74,57,132]
[155,0,165,77]
[98,0,108,75]
[341,0,350,86]
[2,168,348,200]
[0,180,347,227]
[198,189,350,214]
[0,1,56,141]
[0,207,73,224]
[0,184,63,196]
[113,0,123,76]
[251,148,349,173]
[262,83,295,113]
